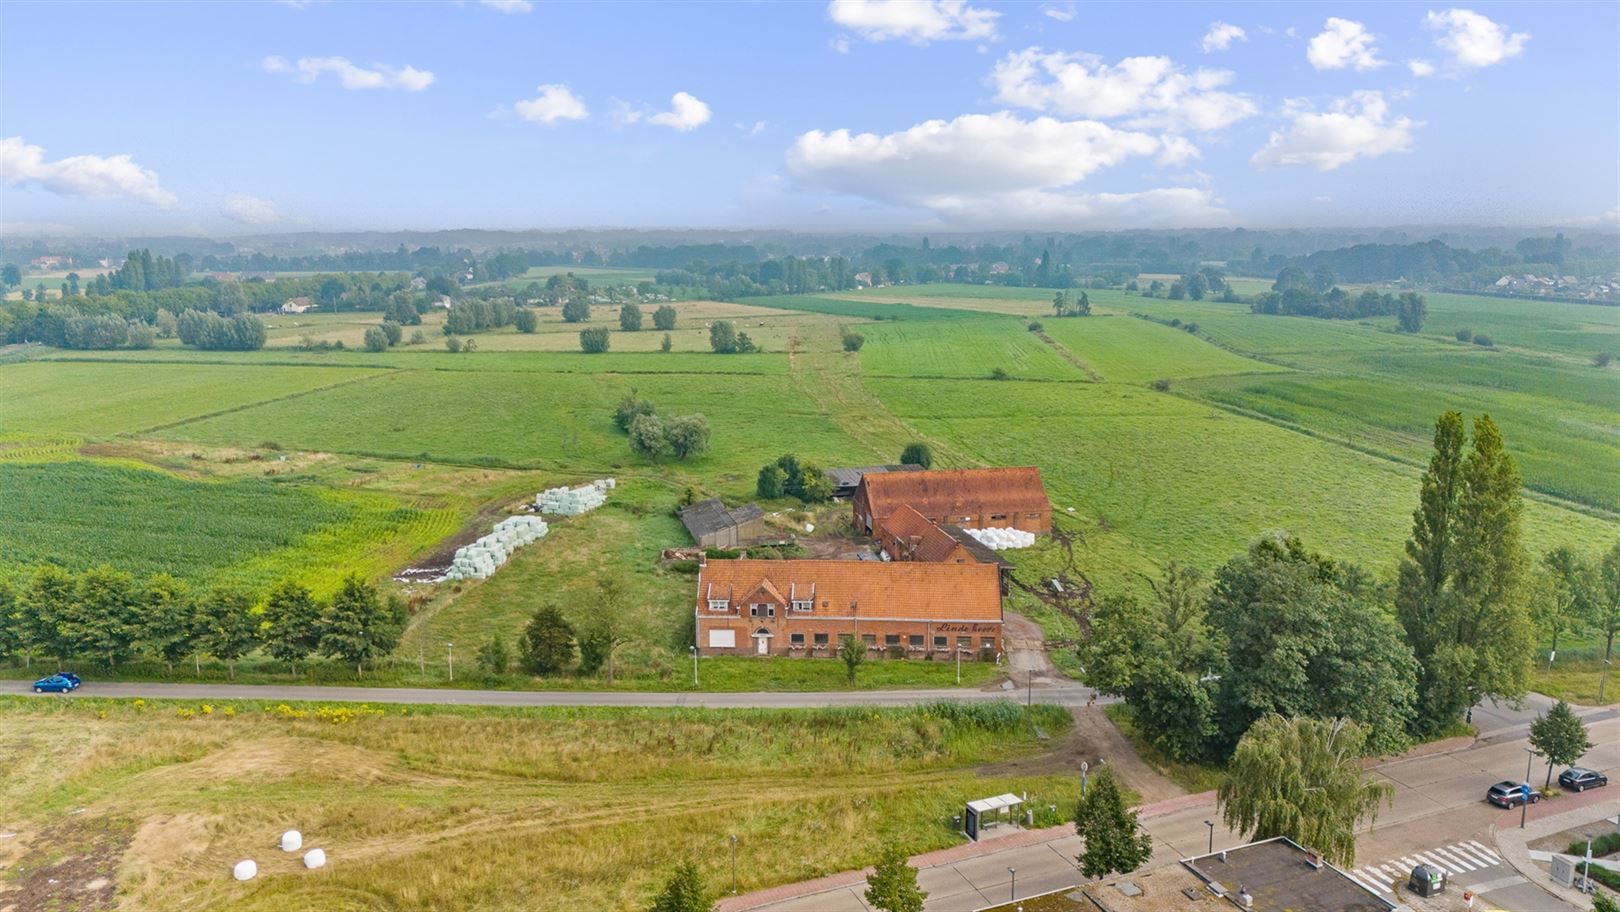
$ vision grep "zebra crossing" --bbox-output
[1348,840,1503,895]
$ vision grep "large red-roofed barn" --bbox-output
[853,467,1051,537]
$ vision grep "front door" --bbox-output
[756,636,768,655]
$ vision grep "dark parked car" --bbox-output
[1558,768,1609,792]
[32,674,79,694]
[1487,781,1539,808]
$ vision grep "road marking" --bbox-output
[1467,840,1502,863]
[1427,845,1476,871]
[1447,843,1496,868]
[1467,874,1527,893]
[1351,866,1393,889]
[1346,872,1389,895]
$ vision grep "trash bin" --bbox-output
[1408,863,1447,897]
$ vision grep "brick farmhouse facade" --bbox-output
[693,559,1003,658]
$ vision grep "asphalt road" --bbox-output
[8,679,1099,708]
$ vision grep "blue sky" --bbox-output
[1,0,1615,235]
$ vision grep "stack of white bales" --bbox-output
[444,515,549,580]
[964,527,1036,550]
[536,478,614,516]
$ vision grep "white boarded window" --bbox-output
[707,629,736,648]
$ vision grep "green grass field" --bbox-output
[0,696,1073,911]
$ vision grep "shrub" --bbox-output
[380,321,402,346]
[1150,379,1171,392]
[709,320,738,353]
[757,464,786,498]
[1567,832,1620,857]
[580,327,611,353]
[1593,352,1612,368]
[409,329,426,345]
[900,443,932,469]
[989,367,1011,380]
[445,336,463,353]
[841,330,865,351]
[363,326,389,352]
[653,305,678,331]
[660,332,672,352]
[1473,333,1494,347]
[1183,322,1199,334]
[614,393,657,432]
[561,299,590,323]
[1455,328,1474,342]
[704,547,742,560]
[619,303,643,332]
[666,560,700,575]
[515,309,538,333]
[1027,321,1043,333]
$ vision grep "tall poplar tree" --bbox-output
[1396,413,1533,735]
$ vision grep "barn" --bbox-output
[694,558,1003,658]
[679,498,770,549]
[853,466,1051,537]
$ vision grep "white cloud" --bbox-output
[1306,18,1383,70]
[989,48,1258,132]
[1157,135,1201,166]
[514,84,589,124]
[1423,8,1529,69]
[737,120,769,137]
[1201,22,1246,53]
[1251,91,1417,171]
[1041,4,1075,22]
[262,55,434,92]
[0,136,177,207]
[220,193,281,224]
[1408,59,1436,77]
[647,92,712,132]
[479,0,533,12]
[826,0,998,45]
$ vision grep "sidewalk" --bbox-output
[715,793,1202,912]
[1493,793,1620,912]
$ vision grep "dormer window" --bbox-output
[791,599,813,612]
[707,599,729,612]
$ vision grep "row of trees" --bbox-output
[443,298,516,335]
[755,454,834,502]
[612,393,712,462]
[177,309,268,350]
[1251,268,1428,330]
[518,586,631,681]
[0,568,402,677]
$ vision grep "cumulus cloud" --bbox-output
[1306,18,1383,70]
[990,48,1258,132]
[647,92,712,131]
[514,84,589,124]
[1201,22,1246,53]
[1423,8,1529,68]
[220,193,281,224]
[262,55,434,91]
[1251,91,1417,171]
[783,111,1221,227]
[1041,4,1075,22]
[0,136,177,207]
[1408,59,1436,77]
[827,0,998,45]
[479,0,532,11]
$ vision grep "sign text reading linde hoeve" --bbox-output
[934,623,999,633]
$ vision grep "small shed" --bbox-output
[964,793,1023,841]
[824,464,925,500]
[679,498,769,549]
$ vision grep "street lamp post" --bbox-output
[730,834,738,894]
[1204,820,1215,855]
[446,642,454,682]
[1008,867,1016,902]
[956,646,961,685]
[690,645,699,689]
[1080,761,1089,800]
[1516,747,1537,829]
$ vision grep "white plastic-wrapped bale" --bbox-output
[281,830,302,852]
[233,859,257,881]
[303,848,327,870]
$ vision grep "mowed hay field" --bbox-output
[0,698,1074,912]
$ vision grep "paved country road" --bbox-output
[7,679,1099,708]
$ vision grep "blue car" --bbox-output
[32,674,80,694]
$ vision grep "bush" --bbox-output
[989,367,1011,380]
[580,327,610,353]
[1593,352,1612,368]
[660,332,672,352]
[445,336,463,353]
[709,320,738,353]
[515,309,538,333]
[363,326,389,352]
[1473,333,1494,347]
[1027,321,1044,333]
[666,560,700,575]
[614,393,657,432]
[380,320,402,346]
[1455,328,1474,342]
[841,329,865,352]
[1568,832,1620,857]
[561,299,590,323]
[619,303,643,332]
[757,464,786,499]
[1183,322,1199,334]
[653,304,678,331]
[704,547,742,560]
[900,442,932,469]
[409,329,426,345]
[1150,378,1171,391]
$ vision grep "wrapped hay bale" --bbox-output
[281,830,302,852]
[233,859,257,881]
[303,848,327,870]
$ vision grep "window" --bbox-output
[884,634,901,646]
[813,632,829,646]
[791,599,813,612]
[708,629,736,648]
[789,633,805,646]
[862,634,877,646]
[908,634,924,647]
[980,637,996,650]
[707,599,729,612]
[750,603,776,618]
[749,604,758,617]
[956,636,971,650]
[991,513,1007,521]
[1027,512,1040,519]
[933,635,948,649]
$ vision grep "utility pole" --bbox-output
[1008,867,1016,902]
[1521,747,1535,829]
[446,642,454,683]
[1205,820,1215,855]
[729,834,738,894]
[690,645,699,689]
[1080,761,1089,800]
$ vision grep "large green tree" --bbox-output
[198,587,260,679]
[139,573,196,675]
[62,566,141,669]
[1529,701,1593,787]
[1207,538,1416,756]
[523,605,576,675]
[899,442,933,469]
[1218,715,1393,866]
[263,580,324,672]
[1599,541,1620,702]
[319,576,401,674]
[1396,413,1533,735]
[1074,766,1153,879]
[864,845,927,912]
[1536,547,1596,670]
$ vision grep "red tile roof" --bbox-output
[881,504,972,563]
[860,467,1049,523]
[698,559,1001,622]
